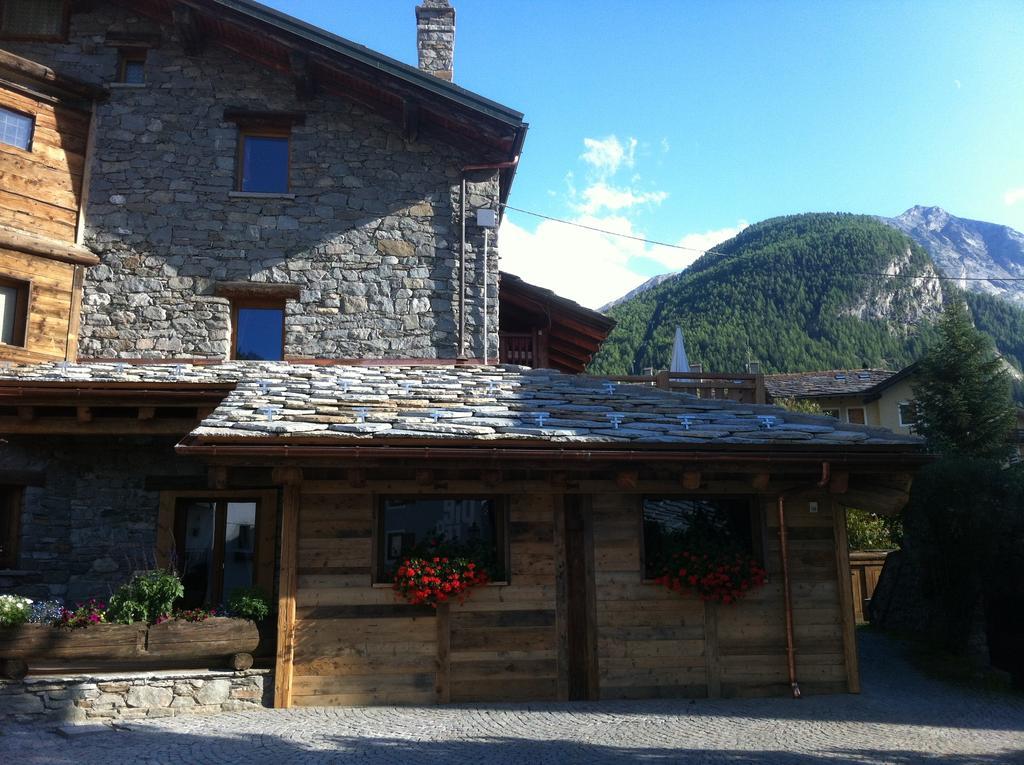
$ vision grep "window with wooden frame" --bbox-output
[170,496,269,609]
[231,298,285,361]
[237,127,290,193]
[846,407,866,425]
[0,276,29,347]
[898,400,918,428]
[375,497,508,583]
[0,0,69,41]
[641,496,762,580]
[0,486,23,569]
[118,49,147,85]
[0,106,34,151]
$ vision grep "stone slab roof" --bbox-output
[0,362,922,448]
[765,369,898,399]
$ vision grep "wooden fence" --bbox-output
[607,371,767,405]
[849,550,891,624]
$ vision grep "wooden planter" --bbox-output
[0,617,260,680]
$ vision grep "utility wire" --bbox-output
[499,202,1024,283]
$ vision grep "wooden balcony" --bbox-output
[605,371,767,405]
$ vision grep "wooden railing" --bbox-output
[849,550,891,624]
[607,371,767,404]
[499,333,535,366]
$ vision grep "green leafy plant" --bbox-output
[105,569,184,625]
[227,587,272,622]
[846,508,902,550]
[774,397,824,415]
[0,595,32,626]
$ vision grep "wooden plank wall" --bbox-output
[0,87,88,242]
[592,494,709,699]
[0,246,80,361]
[591,492,852,700]
[0,85,89,361]
[289,490,560,707]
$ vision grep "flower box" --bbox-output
[0,617,259,680]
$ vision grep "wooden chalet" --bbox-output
[0,0,927,713]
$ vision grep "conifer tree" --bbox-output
[912,294,1017,459]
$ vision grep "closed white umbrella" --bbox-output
[670,326,690,373]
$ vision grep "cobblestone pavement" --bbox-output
[2,632,1022,764]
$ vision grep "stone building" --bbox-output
[0,0,926,713]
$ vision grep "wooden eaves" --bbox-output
[0,380,236,435]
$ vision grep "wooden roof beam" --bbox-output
[172,3,205,56]
[289,51,316,101]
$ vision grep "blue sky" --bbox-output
[263,0,1024,307]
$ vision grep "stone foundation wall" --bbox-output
[0,436,205,602]
[0,669,271,724]
[8,4,500,361]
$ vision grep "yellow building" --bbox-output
[765,366,920,436]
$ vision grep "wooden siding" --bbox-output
[0,246,81,361]
[287,490,561,707]
[0,84,90,362]
[591,493,852,699]
[0,87,88,243]
[283,485,855,706]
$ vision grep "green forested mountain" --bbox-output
[590,213,1024,378]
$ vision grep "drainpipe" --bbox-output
[777,494,802,699]
[458,157,519,361]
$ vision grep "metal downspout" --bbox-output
[458,157,519,363]
[458,176,467,360]
[777,494,801,699]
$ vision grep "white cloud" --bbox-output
[575,182,669,216]
[499,214,650,309]
[1004,187,1024,206]
[498,134,746,310]
[648,222,750,271]
[499,214,749,310]
[953,79,962,90]
[580,135,637,176]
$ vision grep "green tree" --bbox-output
[912,295,1016,460]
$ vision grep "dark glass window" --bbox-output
[378,497,505,582]
[119,51,146,84]
[0,107,33,151]
[898,401,918,428]
[0,0,66,39]
[239,132,289,193]
[642,497,755,579]
[233,304,284,361]
[174,498,258,608]
[0,487,22,569]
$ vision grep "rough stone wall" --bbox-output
[0,668,271,724]
[8,3,499,361]
[0,436,204,602]
[416,0,456,81]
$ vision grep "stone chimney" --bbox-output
[416,0,455,82]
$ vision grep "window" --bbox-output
[821,408,840,419]
[0,487,22,569]
[0,276,28,347]
[642,497,758,580]
[0,0,67,40]
[118,49,146,84]
[232,299,285,360]
[846,407,866,425]
[173,498,260,608]
[0,107,34,151]
[898,401,918,428]
[376,497,507,582]
[238,129,289,193]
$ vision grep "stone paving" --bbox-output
[1,632,1022,764]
